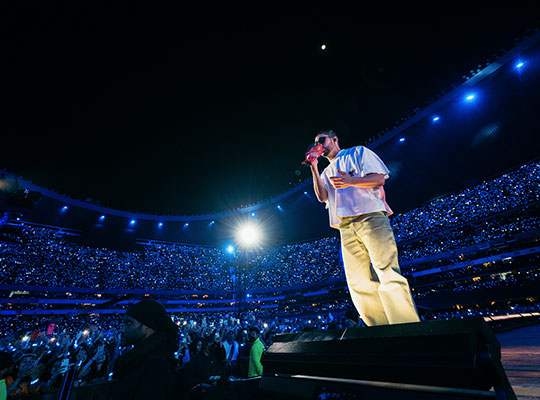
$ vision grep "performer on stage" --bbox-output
[307,130,419,326]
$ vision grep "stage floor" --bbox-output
[497,323,540,400]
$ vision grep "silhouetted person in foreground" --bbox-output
[111,299,179,400]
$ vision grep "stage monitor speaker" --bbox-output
[260,318,516,400]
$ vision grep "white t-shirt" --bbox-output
[321,146,393,228]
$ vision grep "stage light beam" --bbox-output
[236,223,261,248]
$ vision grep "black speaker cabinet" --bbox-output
[259,318,515,399]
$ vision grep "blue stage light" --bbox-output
[251,212,256,217]
[465,94,475,101]
[183,223,189,228]
[399,138,405,142]
[432,116,440,122]
[515,61,524,69]
[304,191,308,195]
[209,221,215,227]
[99,215,105,221]
[277,205,283,211]
[158,222,163,229]
[130,220,136,225]
[226,245,235,254]
[61,206,68,212]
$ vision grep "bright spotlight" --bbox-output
[432,116,440,122]
[515,61,524,69]
[399,138,405,143]
[465,94,475,101]
[251,212,256,217]
[226,245,235,254]
[236,223,261,247]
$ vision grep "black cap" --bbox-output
[126,299,176,333]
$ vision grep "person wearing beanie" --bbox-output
[110,299,179,400]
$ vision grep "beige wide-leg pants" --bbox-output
[339,211,420,326]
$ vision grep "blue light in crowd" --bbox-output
[399,138,405,142]
[251,212,256,217]
[226,245,235,254]
[277,205,283,211]
[99,215,105,221]
[158,222,163,229]
[183,223,189,228]
[304,191,308,195]
[432,116,440,122]
[209,221,215,227]
[515,61,524,69]
[61,206,68,212]
[465,93,475,101]
[130,220,136,225]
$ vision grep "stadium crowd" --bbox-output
[0,162,538,294]
[0,297,539,399]
[391,161,540,241]
[1,211,538,293]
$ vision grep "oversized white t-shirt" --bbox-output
[321,146,393,228]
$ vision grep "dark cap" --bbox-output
[126,299,176,333]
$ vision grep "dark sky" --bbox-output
[3,4,539,216]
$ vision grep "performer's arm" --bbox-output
[329,172,385,189]
[309,158,328,203]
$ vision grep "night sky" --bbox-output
[3,5,539,216]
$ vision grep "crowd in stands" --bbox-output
[0,228,233,291]
[412,265,540,300]
[0,161,538,294]
[398,207,540,262]
[1,209,538,293]
[391,161,540,242]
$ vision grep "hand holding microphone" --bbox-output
[302,143,324,166]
